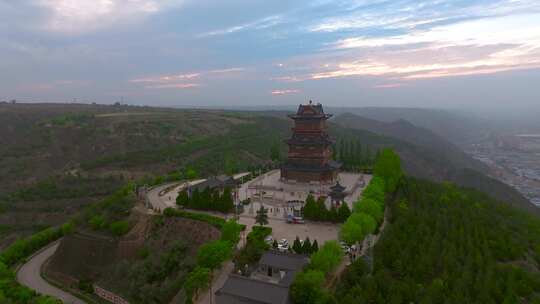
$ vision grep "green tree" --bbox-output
[293,236,303,254]
[337,203,352,222]
[315,197,329,221]
[303,237,312,254]
[220,187,234,213]
[362,176,386,203]
[184,266,211,300]
[176,190,189,207]
[197,240,232,270]
[290,270,326,304]
[303,194,317,219]
[353,198,383,223]
[255,205,269,226]
[340,218,364,246]
[186,168,198,180]
[312,240,319,253]
[309,241,342,274]
[109,220,130,236]
[221,219,241,244]
[89,215,106,230]
[350,212,377,235]
[374,149,402,193]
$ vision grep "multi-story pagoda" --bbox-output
[281,101,341,183]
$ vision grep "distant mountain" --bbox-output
[330,107,489,145]
[333,113,539,216]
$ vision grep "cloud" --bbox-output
[130,67,244,89]
[130,73,200,83]
[144,83,199,89]
[373,83,404,89]
[198,15,283,37]
[36,0,184,34]
[273,13,540,81]
[271,89,300,95]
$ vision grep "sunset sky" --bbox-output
[1,0,539,108]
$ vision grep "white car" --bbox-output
[340,241,350,254]
[277,243,289,252]
[264,235,274,245]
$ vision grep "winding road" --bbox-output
[16,241,86,304]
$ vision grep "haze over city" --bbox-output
[2,0,540,109]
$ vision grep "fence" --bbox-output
[93,285,130,304]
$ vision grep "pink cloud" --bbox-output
[373,83,404,89]
[271,89,300,95]
[144,83,200,89]
[130,67,243,90]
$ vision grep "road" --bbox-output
[17,241,86,304]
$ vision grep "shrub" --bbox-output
[221,220,242,244]
[162,207,226,229]
[184,266,211,300]
[0,227,63,267]
[88,215,106,230]
[109,220,130,236]
[309,241,342,274]
[196,240,233,270]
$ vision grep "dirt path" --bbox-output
[17,241,86,304]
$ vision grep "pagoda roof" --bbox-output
[288,101,332,120]
[330,181,346,192]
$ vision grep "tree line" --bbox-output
[303,194,351,223]
[176,187,234,213]
[340,149,402,246]
[333,138,375,171]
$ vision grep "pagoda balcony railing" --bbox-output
[291,127,328,132]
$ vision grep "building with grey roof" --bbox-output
[215,251,309,304]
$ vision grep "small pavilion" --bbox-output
[329,181,346,207]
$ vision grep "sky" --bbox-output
[1,0,540,109]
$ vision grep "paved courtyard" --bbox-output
[238,170,371,220]
[148,170,371,245]
[238,216,339,245]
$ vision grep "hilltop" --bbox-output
[0,103,537,250]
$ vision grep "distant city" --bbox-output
[467,134,540,206]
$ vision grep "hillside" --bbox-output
[333,113,539,216]
[46,214,220,303]
[1,103,538,250]
[332,107,489,145]
[0,103,280,249]
[334,178,540,303]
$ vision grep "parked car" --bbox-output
[277,239,289,252]
[340,241,350,254]
[286,215,305,224]
[264,235,274,245]
[292,216,305,224]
